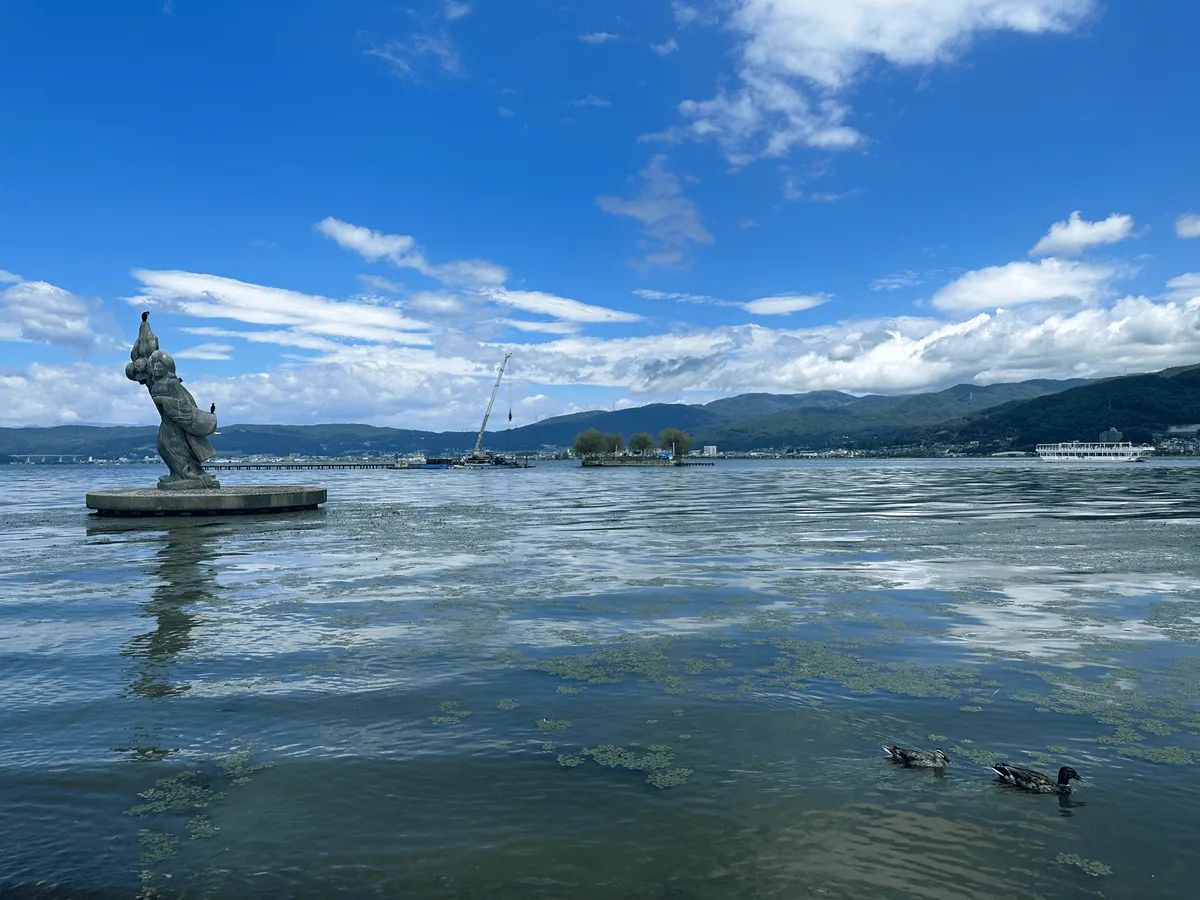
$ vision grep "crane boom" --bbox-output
[472,353,512,457]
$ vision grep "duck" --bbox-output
[883,746,950,768]
[990,763,1081,794]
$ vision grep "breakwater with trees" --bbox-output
[572,427,694,459]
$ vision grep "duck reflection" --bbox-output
[90,520,226,700]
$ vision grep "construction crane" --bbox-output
[470,353,512,459]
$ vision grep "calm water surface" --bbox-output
[3,460,1200,898]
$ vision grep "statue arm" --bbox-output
[156,396,218,437]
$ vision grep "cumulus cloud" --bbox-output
[571,94,612,107]
[1029,211,1135,256]
[444,2,471,20]
[9,286,1200,427]
[0,279,119,354]
[1177,214,1200,239]
[741,294,829,315]
[316,217,506,287]
[633,289,724,305]
[651,38,679,56]
[931,258,1118,312]
[0,268,21,283]
[597,155,714,267]
[579,32,618,44]
[668,0,1095,164]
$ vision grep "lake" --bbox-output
[3,459,1199,898]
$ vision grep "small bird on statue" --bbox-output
[141,310,149,322]
[210,403,216,414]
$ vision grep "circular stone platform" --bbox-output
[85,485,327,517]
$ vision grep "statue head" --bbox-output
[148,349,176,380]
[125,357,149,384]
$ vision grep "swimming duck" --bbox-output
[990,763,1081,794]
[883,746,950,768]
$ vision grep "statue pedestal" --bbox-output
[85,485,327,517]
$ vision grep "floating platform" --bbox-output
[580,458,715,467]
[85,485,327,517]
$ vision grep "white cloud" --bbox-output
[0,279,118,354]
[316,217,506,287]
[175,342,234,361]
[633,289,723,305]
[1176,214,1200,239]
[498,105,515,117]
[579,32,618,44]
[596,155,714,267]
[651,38,679,56]
[672,0,1095,164]
[363,30,461,79]
[0,269,21,283]
[130,269,433,345]
[9,289,1200,428]
[1030,211,1135,256]
[871,270,926,291]
[498,318,582,334]
[358,274,405,293]
[487,288,641,324]
[742,294,829,315]
[931,258,1118,312]
[444,2,471,20]
[571,94,612,107]
[739,218,758,229]
[672,2,711,25]
[1165,273,1200,302]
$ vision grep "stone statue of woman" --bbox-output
[125,313,221,491]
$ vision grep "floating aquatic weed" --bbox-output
[671,709,685,717]
[701,693,739,701]
[647,767,693,789]
[127,769,223,818]
[1116,745,1198,765]
[557,754,584,767]
[431,701,473,724]
[1098,726,1144,746]
[954,745,1003,766]
[928,734,948,742]
[556,685,586,694]
[537,719,571,731]
[186,815,218,839]
[1025,751,1056,765]
[678,733,692,740]
[1047,745,1071,754]
[497,699,519,710]
[218,749,275,785]
[1141,718,1177,736]
[646,719,659,725]
[542,742,558,751]
[138,830,179,863]
[959,705,984,713]
[1055,854,1113,877]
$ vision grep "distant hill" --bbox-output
[0,376,1095,458]
[932,366,1200,450]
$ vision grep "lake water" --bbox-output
[3,459,1200,899]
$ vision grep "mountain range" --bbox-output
[3,365,1199,460]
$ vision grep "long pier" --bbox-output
[204,461,395,470]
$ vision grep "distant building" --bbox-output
[1099,427,1123,442]
[702,445,717,457]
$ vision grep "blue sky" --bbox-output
[2,0,1199,429]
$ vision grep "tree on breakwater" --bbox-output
[629,432,656,455]
[573,428,625,456]
[658,428,692,457]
